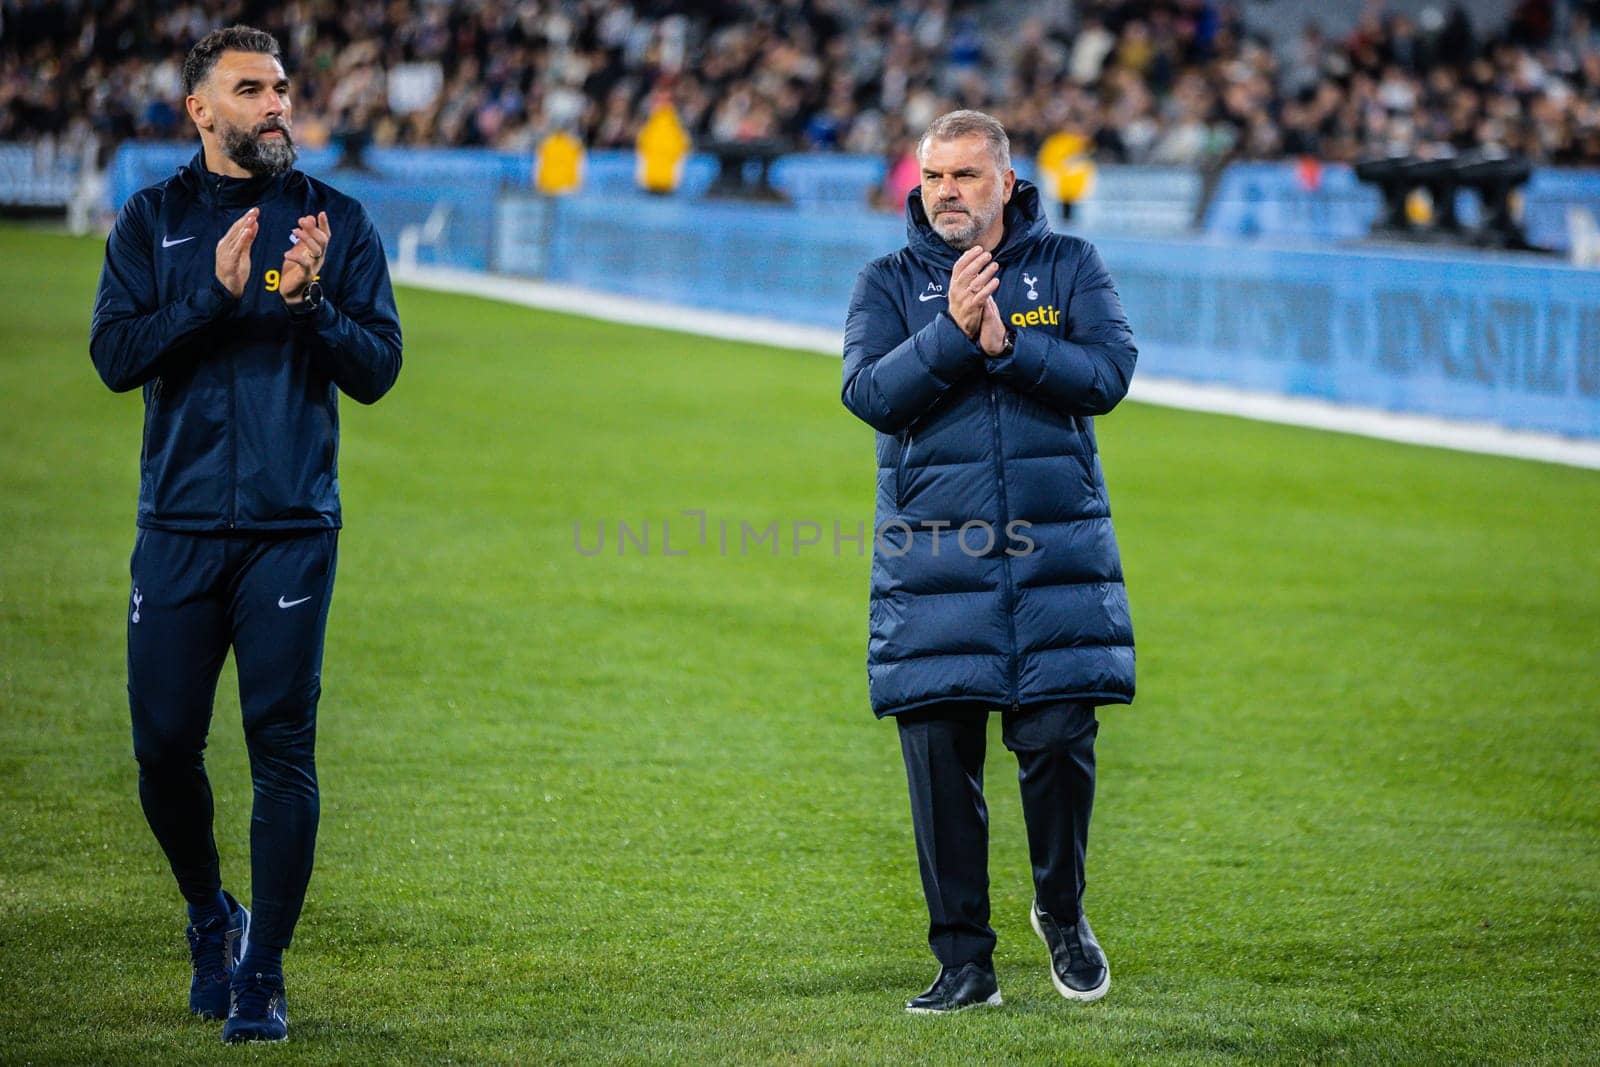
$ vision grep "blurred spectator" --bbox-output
[537,125,585,195]
[1036,129,1097,219]
[636,92,689,195]
[872,137,921,211]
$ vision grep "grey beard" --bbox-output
[221,122,297,177]
[936,217,980,250]
[931,204,996,251]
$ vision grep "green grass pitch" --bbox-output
[1,224,1597,1064]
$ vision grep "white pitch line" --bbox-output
[392,264,1600,471]
[393,265,843,353]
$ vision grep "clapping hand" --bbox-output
[214,208,259,299]
[280,212,330,305]
[979,297,1007,357]
[947,246,999,341]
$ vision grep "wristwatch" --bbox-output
[289,281,324,315]
[996,327,1016,359]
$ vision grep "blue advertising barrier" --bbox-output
[529,193,905,326]
[102,143,1600,438]
[1099,236,1600,438]
[1205,159,1600,252]
[0,143,80,206]
[578,152,890,208]
[107,143,533,204]
[87,143,1600,255]
[496,191,1600,438]
[108,143,527,271]
[102,144,1034,269]
[1072,165,1200,235]
[107,144,884,270]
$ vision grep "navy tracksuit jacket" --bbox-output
[91,152,401,949]
[92,151,401,530]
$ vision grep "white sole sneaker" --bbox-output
[1030,907,1110,1002]
[905,990,1004,1015]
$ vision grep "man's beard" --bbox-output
[930,198,1000,251]
[220,117,297,176]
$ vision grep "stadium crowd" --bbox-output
[5,0,1600,166]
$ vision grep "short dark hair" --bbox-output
[182,25,282,96]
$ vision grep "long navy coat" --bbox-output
[842,181,1137,716]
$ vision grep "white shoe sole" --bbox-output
[905,990,1003,1015]
[1030,908,1110,1003]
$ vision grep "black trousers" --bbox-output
[896,700,1098,968]
[127,528,337,949]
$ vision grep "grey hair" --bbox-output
[916,110,1012,172]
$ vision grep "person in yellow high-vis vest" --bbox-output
[1036,131,1097,222]
[637,95,690,195]
[537,127,586,195]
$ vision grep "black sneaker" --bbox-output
[905,961,1003,1014]
[1030,901,1110,1002]
[222,970,288,1043]
[185,892,249,1020]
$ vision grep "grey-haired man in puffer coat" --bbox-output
[842,110,1137,1013]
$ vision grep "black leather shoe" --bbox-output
[1030,901,1110,1002]
[905,961,1003,1014]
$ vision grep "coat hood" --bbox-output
[904,178,1052,270]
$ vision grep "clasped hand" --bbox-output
[947,246,1008,357]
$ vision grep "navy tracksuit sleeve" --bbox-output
[90,198,238,392]
[988,243,1137,417]
[842,264,983,434]
[288,207,402,405]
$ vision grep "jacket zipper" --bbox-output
[227,327,237,528]
[215,178,238,529]
[985,380,1021,712]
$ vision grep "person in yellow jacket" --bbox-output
[637,92,690,195]
[537,126,586,195]
[1037,131,1097,222]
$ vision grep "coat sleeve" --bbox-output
[987,242,1137,417]
[89,196,239,392]
[841,263,983,434]
[288,206,403,405]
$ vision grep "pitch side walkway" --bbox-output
[392,264,1600,471]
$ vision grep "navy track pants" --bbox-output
[127,528,337,949]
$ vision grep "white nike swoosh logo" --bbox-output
[278,595,312,609]
[162,235,197,247]
[918,292,946,302]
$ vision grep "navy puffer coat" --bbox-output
[842,181,1137,717]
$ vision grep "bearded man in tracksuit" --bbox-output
[90,25,401,1043]
[842,110,1136,1013]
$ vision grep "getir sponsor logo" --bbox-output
[1010,305,1061,328]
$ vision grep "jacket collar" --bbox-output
[182,149,292,207]
[905,178,1051,269]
